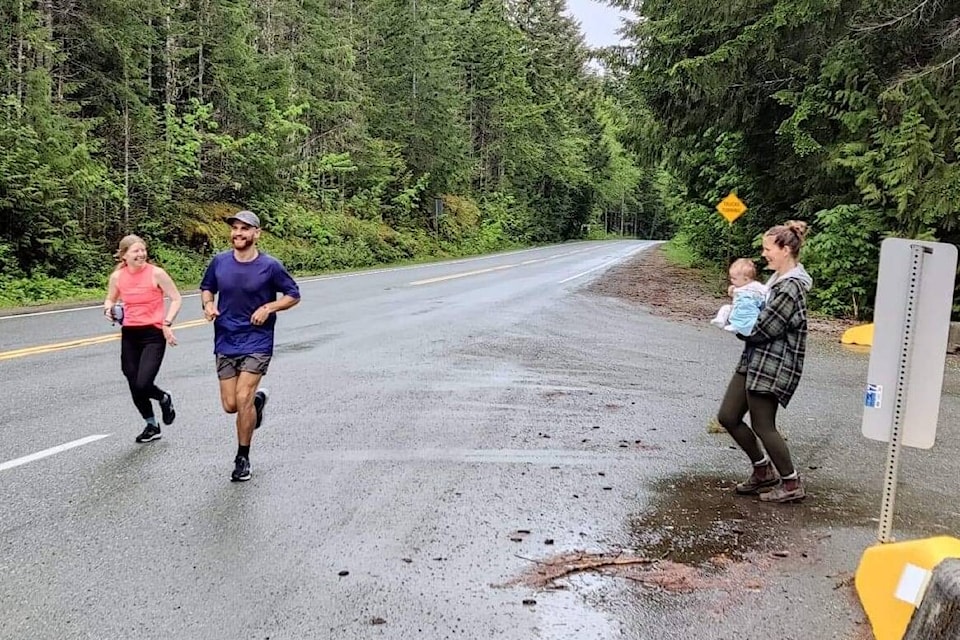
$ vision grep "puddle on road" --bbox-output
[501,472,878,639]
[629,473,878,565]
[505,472,878,593]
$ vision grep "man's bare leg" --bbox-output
[233,371,262,446]
[220,372,262,482]
[219,376,238,414]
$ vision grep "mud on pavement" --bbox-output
[494,245,887,639]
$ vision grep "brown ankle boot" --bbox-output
[759,477,806,503]
[735,461,780,495]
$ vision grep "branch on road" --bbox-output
[499,551,658,589]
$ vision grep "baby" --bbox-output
[710,258,768,334]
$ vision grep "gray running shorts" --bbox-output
[216,353,272,380]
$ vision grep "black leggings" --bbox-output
[717,372,795,477]
[120,326,167,421]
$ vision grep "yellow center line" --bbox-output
[409,263,517,286]
[0,318,210,361]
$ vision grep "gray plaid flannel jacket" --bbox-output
[736,269,811,407]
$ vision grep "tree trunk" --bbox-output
[164,0,186,106]
[198,0,206,102]
[411,0,418,102]
[123,97,131,229]
[38,0,53,97]
[165,6,174,105]
[260,0,275,55]
[15,0,25,111]
[147,17,154,96]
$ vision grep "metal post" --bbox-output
[878,244,928,543]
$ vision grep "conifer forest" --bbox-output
[1,0,958,318]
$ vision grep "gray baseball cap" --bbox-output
[225,210,260,228]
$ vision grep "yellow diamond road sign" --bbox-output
[716,193,747,223]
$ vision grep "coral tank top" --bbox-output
[116,264,164,328]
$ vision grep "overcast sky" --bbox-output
[564,0,631,48]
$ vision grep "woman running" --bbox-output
[104,235,182,442]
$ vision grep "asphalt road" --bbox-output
[1,240,958,640]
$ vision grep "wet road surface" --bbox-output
[2,240,957,639]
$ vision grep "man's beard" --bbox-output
[232,237,253,250]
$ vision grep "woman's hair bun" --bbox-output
[785,220,808,241]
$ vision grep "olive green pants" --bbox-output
[717,372,795,477]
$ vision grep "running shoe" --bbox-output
[231,456,252,482]
[159,393,176,425]
[135,425,162,443]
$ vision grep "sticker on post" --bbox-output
[865,383,883,409]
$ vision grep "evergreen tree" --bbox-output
[358,0,471,217]
[0,0,647,298]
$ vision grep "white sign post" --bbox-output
[862,239,957,543]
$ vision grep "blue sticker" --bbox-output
[865,383,883,409]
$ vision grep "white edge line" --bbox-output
[408,244,624,286]
[0,434,112,472]
[0,303,105,319]
[0,245,567,320]
[559,245,651,284]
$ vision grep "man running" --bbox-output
[200,210,301,482]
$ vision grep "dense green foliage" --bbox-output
[9,0,950,318]
[0,0,656,307]
[612,0,960,318]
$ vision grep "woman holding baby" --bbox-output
[716,221,812,503]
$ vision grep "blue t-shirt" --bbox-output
[200,251,301,356]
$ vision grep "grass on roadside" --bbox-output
[660,236,699,269]
[661,235,730,296]
[0,277,104,310]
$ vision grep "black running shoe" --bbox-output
[254,388,269,430]
[231,456,252,482]
[135,425,162,443]
[159,393,176,425]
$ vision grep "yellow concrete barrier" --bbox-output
[842,323,874,346]
[856,536,960,640]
